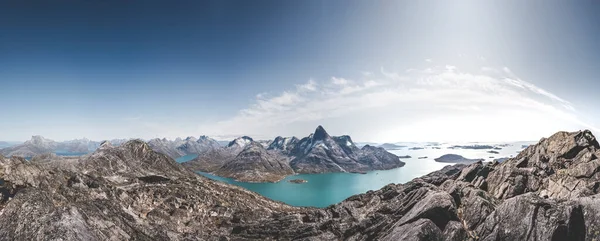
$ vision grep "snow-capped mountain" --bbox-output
[267,136,300,154]
[289,126,405,173]
[147,136,221,159]
[184,125,405,180]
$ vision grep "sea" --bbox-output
[176,141,534,208]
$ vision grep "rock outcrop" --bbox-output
[0,130,599,240]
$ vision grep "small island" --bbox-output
[288,179,308,184]
[434,154,484,163]
[418,156,428,159]
[398,155,412,159]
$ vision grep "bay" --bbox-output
[177,141,532,208]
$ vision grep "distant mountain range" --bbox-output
[147,135,221,159]
[0,134,223,159]
[0,129,596,239]
[183,125,405,182]
[0,136,128,158]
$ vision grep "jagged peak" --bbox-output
[531,130,598,153]
[26,135,53,145]
[227,136,254,148]
[99,141,113,149]
[121,139,152,152]
[312,125,330,141]
[242,141,265,150]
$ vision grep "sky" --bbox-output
[1,0,599,142]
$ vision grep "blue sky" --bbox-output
[1,0,599,142]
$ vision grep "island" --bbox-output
[487,150,500,154]
[434,154,484,163]
[378,143,407,150]
[448,145,494,150]
[288,179,308,184]
[418,156,428,159]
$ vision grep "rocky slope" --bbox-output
[214,142,294,182]
[0,130,599,240]
[184,137,294,182]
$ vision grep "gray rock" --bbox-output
[0,130,598,240]
[434,154,484,163]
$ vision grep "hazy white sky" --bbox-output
[191,61,598,142]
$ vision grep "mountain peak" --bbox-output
[227,136,254,148]
[24,135,54,146]
[313,125,330,141]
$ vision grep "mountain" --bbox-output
[434,154,485,163]
[227,136,254,150]
[0,130,597,240]
[289,126,405,173]
[147,135,221,159]
[182,136,257,175]
[0,135,58,157]
[267,136,300,154]
[0,136,131,158]
[0,141,18,149]
[183,136,294,182]
[214,142,294,182]
[184,126,405,179]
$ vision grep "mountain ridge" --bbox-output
[0,129,597,240]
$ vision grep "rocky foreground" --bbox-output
[0,130,598,240]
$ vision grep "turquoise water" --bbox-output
[55,152,89,156]
[176,154,198,163]
[178,142,533,208]
[196,158,449,208]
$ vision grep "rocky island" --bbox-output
[288,179,308,184]
[0,130,596,240]
[434,154,485,163]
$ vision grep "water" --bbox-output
[176,154,198,163]
[179,141,534,208]
[54,152,89,157]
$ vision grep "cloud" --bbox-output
[198,64,598,142]
[331,77,349,85]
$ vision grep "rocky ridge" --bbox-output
[0,130,598,240]
[147,135,221,159]
[184,126,405,181]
